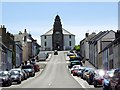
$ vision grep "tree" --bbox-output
[74,45,80,51]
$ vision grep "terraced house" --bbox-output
[0,25,14,70]
[100,30,120,70]
[14,29,40,64]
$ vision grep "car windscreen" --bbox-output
[22,65,33,69]
[0,72,7,77]
[10,71,19,75]
[71,62,80,65]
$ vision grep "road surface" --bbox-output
[2,51,102,90]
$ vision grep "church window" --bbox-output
[69,35,71,38]
[44,36,46,39]
[44,42,47,46]
[69,41,71,46]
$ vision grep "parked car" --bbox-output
[9,70,22,84]
[69,55,76,60]
[109,68,120,90]
[93,69,106,87]
[54,50,58,55]
[67,51,75,56]
[21,69,28,80]
[82,68,94,80]
[0,71,12,86]
[33,64,40,72]
[70,50,74,53]
[72,68,81,76]
[21,64,35,77]
[71,65,81,74]
[45,52,49,59]
[86,69,96,85]
[23,69,30,78]
[30,58,36,65]
[10,68,25,81]
[68,60,82,69]
[103,69,115,90]
[76,67,86,77]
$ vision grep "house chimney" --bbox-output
[85,33,89,37]
[3,25,5,28]
[24,29,27,33]
[0,25,2,28]
[1,25,6,33]
[115,30,120,39]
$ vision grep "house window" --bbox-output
[44,36,46,39]
[109,59,114,69]
[44,42,47,46]
[69,41,71,46]
[24,36,26,42]
[109,47,113,55]
[69,35,71,38]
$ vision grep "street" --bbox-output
[2,51,102,89]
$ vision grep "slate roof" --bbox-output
[99,36,120,53]
[41,28,75,36]
[89,30,115,44]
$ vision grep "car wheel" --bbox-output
[109,84,112,90]
[32,73,35,77]
[17,80,21,84]
[8,81,12,86]
[88,79,91,85]
[94,80,98,87]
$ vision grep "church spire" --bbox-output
[55,14,61,22]
[53,15,62,33]
[52,15,64,50]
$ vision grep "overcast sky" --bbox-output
[1,0,119,45]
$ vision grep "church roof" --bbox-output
[42,28,75,36]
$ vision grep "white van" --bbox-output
[38,52,47,61]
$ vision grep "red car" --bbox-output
[71,65,81,74]
[34,64,40,72]
[109,68,120,90]
[93,69,106,87]
[72,68,80,76]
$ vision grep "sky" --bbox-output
[0,0,119,45]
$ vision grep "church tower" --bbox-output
[52,15,64,51]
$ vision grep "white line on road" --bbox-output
[72,76,86,88]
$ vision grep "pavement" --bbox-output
[82,60,95,69]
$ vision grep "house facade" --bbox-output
[100,30,120,69]
[14,29,40,63]
[0,25,13,70]
[14,42,22,68]
[80,32,96,62]
[89,30,115,68]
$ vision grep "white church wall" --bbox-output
[41,35,52,50]
[64,35,75,50]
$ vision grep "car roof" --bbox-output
[71,60,80,62]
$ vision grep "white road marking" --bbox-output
[65,52,95,89]
[0,87,2,90]
[48,82,52,86]
[72,76,86,88]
